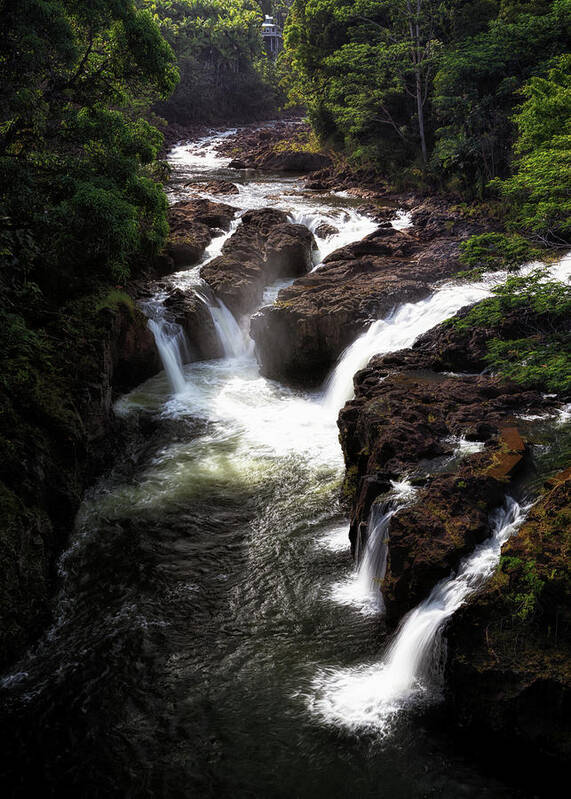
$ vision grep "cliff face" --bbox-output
[0,297,160,669]
[336,303,570,759]
[445,468,571,762]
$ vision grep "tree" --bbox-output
[148,0,284,123]
[491,54,571,244]
[1,0,179,287]
[285,0,452,167]
[432,0,568,195]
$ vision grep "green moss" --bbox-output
[95,289,136,318]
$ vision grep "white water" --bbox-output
[310,497,528,733]
[323,283,492,414]
[143,298,191,394]
[331,480,416,614]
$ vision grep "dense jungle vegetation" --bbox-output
[284,0,570,232]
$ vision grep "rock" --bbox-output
[111,305,161,393]
[154,199,238,275]
[228,159,248,169]
[166,221,211,267]
[338,364,547,621]
[315,222,339,238]
[201,208,316,316]
[169,198,237,232]
[250,215,480,384]
[163,287,224,361]
[186,180,240,196]
[260,151,332,173]
[265,223,317,278]
[445,469,571,765]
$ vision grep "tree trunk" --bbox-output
[416,68,427,164]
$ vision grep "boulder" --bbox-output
[250,220,470,384]
[186,180,240,196]
[163,287,224,361]
[315,222,339,238]
[153,199,238,275]
[166,221,211,267]
[260,151,332,173]
[169,198,237,231]
[201,208,317,317]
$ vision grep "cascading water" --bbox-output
[3,126,568,799]
[323,283,492,414]
[194,284,249,359]
[331,480,416,614]
[142,298,191,394]
[310,497,528,732]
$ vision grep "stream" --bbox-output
[1,127,567,799]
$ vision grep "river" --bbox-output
[1,127,563,798]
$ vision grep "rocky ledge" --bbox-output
[338,305,561,623]
[251,202,485,383]
[156,198,238,275]
[337,293,570,763]
[217,121,332,173]
[445,467,571,764]
[0,293,161,668]
[201,207,317,316]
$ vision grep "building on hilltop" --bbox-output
[261,15,283,57]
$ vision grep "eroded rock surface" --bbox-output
[163,287,224,361]
[340,364,549,621]
[251,207,484,383]
[158,199,238,274]
[201,208,317,316]
[445,468,571,764]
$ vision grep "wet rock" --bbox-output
[315,222,339,238]
[163,287,223,361]
[169,198,237,231]
[265,223,316,278]
[110,305,161,393]
[166,221,212,267]
[228,159,248,170]
[339,363,549,620]
[186,180,240,196]
[261,151,332,173]
[445,468,571,764]
[250,213,481,384]
[154,199,238,274]
[201,208,316,316]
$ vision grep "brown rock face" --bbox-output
[156,199,238,274]
[169,198,237,231]
[250,211,483,384]
[163,287,224,361]
[166,221,212,267]
[260,151,332,173]
[339,364,548,621]
[445,470,571,765]
[111,305,161,393]
[185,180,240,196]
[201,208,317,316]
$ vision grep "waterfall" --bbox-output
[332,480,416,614]
[355,481,416,610]
[141,296,191,394]
[147,318,189,394]
[194,286,249,358]
[311,497,528,731]
[323,283,492,414]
